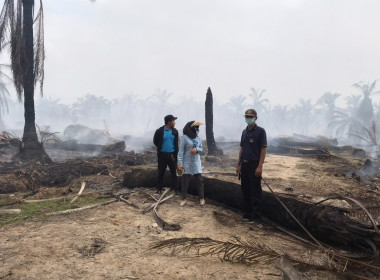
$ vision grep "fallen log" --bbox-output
[122,166,380,254]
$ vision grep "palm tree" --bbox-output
[293,98,315,135]
[0,0,94,162]
[328,94,361,139]
[272,105,289,135]
[0,0,48,162]
[151,88,173,110]
[317,92,340,119]
[352,80,379,126]
[71,94,111,124]
[316,92,340,137]
[228,95,247,113]
[249,88,268,117]
[228,95,246,126]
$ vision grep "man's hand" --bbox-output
[178,165,184,170]
[255,166,263,177]
[190,148,197,154]
[236,165,241,175]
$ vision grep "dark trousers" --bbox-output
[181,174,204,200]
[157,152,178,192]
[241,160,262,219]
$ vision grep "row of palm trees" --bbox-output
[1,82,379,147]
[0,1,377,162]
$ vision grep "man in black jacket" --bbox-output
[153,114,179,194]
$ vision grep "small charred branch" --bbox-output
[205,87,223,156]
[122,166,380,253]
[119,195,139,209]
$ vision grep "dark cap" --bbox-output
[164,114,177,124]
[244,109,257,117]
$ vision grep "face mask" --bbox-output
[245,118,255,125]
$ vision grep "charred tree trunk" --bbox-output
[14,0,51,163]
[123,166,380,254]
[205,87,222,156]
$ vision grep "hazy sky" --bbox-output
[33,0,380,106]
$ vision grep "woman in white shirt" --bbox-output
[177,121,205,206]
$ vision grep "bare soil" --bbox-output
[0,146,379,280]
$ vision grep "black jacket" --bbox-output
[153,125,179,158]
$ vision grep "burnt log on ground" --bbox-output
[0,159,109,193]
[268,137,366,157]
[0,151,157,194]
[123,166,380,254]
[44,141,126,153]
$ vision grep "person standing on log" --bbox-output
[153,115,179,195]
[177,121,205,206]
[236,109,267,222]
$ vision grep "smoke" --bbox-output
[1,89,380,157]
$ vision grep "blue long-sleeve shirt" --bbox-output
[177,135,203,175]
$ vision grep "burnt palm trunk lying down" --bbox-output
[44,141,126,153]
[123,166,380,254]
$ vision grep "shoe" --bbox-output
[180,200,186,207]
[200,199,205,206]
[248,220,263,228]
[155,189,162,195]
[242,214,251,222]
[174,190,179,196]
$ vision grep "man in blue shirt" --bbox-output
[153,115,179,194]
[236,109,267,222]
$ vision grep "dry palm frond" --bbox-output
[33,0,44,95]
[35,124,60,144]
[349,121,378,146]
[0,130,21,147]
[0,81,9,115]
[150,236,281,266]
[149,236,380,277]
[10,0,26,100]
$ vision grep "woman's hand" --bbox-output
[178,165,184,170]
[190,148,197,154]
